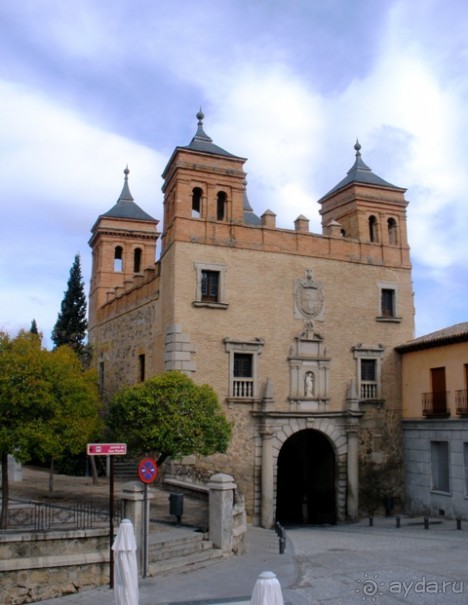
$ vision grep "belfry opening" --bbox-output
[276,429,336,525]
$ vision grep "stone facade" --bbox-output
[88,113,415,526]
[398,323,468,519]
[0,529,109,604]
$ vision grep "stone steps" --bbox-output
[147,526,227,575]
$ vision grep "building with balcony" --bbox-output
[397,323,468,519]
[88,111,415,526]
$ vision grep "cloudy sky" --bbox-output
[1,0,467,347]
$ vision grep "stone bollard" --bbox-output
[207,473,237,552]
[119,481,153,573]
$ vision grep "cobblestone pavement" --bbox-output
[7,468,468,605]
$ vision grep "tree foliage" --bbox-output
[51,254,88,361]
[0,330,102,527]
[106,371,232,465]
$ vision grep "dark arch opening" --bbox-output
[192,187,202,218]
[217,191,227,221]
[276,429,336,525]
[369,215,378,242]
[133,247,142,273]
[114,245,123,272]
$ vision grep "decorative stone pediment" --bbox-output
[288,327,330,412]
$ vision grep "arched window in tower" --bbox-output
[114,246,123,272]
[368,215,378,243]
[192,187,202,218]
[217,191,227,221]
[133,248,142,273]
[387,218,398,245]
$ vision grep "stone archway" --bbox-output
[276,428,336,525]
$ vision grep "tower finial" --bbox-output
[354,139,361,157]
[196,108,204,125]
[124,165,130,179]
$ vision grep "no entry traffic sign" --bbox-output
[138,456,159,483]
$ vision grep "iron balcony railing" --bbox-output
[422,391,450,417]
[456,390,468,416]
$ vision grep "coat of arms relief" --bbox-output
[294,268,324,328]
[290,269,329,411]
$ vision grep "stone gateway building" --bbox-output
[88,112,415,527]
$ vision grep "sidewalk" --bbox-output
[34,516,468,605]
[36,525,301,605]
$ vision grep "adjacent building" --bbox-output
[397,323,468,519]
[88,111,415,526]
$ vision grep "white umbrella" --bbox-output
[112,518,139,605]
[250,571,284,605]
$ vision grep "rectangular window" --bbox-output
[233,353,254,398]
[381,288,395,318]
[98,361,105,397]
[138,354,146,382]
[431,366,447,413]
[430,441,450,492]
[360,359,377,399]
[201,270,219,302]
[464,443,468,495]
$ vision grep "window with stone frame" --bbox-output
[377,282,401,322]
[201,270,219,302]
[431,440,450,493]
[352,344,384,401]
[381,288,396,318]
[193,262,228,308]
[224,337,264,400]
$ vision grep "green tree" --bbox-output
[0,331,102,528]
[30,319,39,335]
[106,371,232,465]
[51,254,88,361]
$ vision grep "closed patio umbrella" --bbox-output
[112,518,139,605]
[250,571,284,605]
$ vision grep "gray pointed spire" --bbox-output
[118,165,134,202]
[319,140,400,201]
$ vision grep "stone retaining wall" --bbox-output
[0,528,109,604]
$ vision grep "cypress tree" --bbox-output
[52,255,88,359]
[30,319,38,334]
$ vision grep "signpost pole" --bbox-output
[138,456,158,580]
[143,483,148,578]
[86,444,126,590]
[109,455,114,589]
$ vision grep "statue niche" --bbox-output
[289,327,330,412]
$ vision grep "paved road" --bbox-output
[37,516,467,605]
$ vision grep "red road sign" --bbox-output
[87,443,127,456]
[138,456,159,483]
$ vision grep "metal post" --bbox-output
[143,483,148,578]
[109,456,114,588]
[369,516,373,527]
[396,515,400,528]
[456,517,462,530]
[424,516,429,530]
